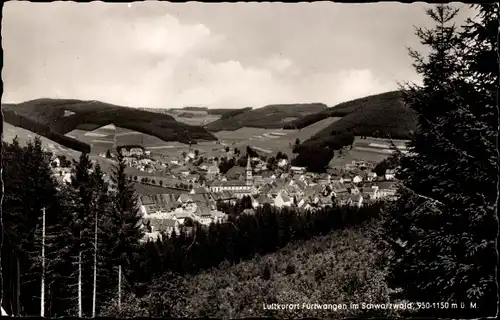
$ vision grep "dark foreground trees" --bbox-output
[381,4,498,318]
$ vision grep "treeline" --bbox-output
[1,137,143,317]
[292,132,355,173]
[182,106,208,111]
[132,201,386,288]
[177,112,196,118]
[209,107,253,120]
[101,221,396,319]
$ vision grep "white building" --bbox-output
[208,156,253,197]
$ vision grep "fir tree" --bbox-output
[106,153,144,297]
[381,4,498,318]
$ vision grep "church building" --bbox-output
[208,156,253,197]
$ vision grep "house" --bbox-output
[385,169,396,180]
[226,166,246,180]
[365,172,377,181]
[62,172,72,185]
[190,186,210,194]
[195,211,214,226]
[342,176,352,183]
[252,194,274,208]
[330,176,343,184]
[274,192,293,208]
[146,217,180,235]
[178,193,216,210]
[51,156,61,167]
[139,193,180,217]
[212,210,227,223]
[171,209,196,224]
[277,158,288,168]
[211,191,237,205]
[318,196,334,208]
[361,186,379,200]
[376,181,398,199]
[141,231,163,243]
[334,193,351,207]
[207,165,220,176]
[352,175,363,184]
[208,180,252,197]
[347,185,361,195]
[348,194,364,208]
[121,147,144,157]
[290,166,306,174]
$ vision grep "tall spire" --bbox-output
[246,155,251,170]
[245,155,253,186]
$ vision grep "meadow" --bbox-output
[214,117,342,157]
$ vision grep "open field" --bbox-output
[3,122,82,158]
[205,103,328,132]
[172,114,221,126]
[214,116,342,157]
[327,136,410,167]
[3,122,118,174]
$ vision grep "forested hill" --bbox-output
[204,103,328,132]
[285,91,414,134]
[2,98,217,152]
[294,91,417,151]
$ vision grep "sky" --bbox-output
[2,1,474,109]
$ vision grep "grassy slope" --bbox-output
[205,103,328,132]
[213,117,342,158]
[2,98,217,152]
[298,91,416,150]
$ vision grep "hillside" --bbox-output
[296,91,417,152]
[2,99,217,152]
[205,103,328,132]
[284,91,407,129]
[104,219,398,319]
[206,107,252,118]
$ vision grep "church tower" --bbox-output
[246,155,253,186]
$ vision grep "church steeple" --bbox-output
[246,155,251,170]
[246,155,253,186]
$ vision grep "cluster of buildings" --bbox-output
[138,155,399,242]
[47,142,400,244]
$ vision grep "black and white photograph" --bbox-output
[1,1,498,318]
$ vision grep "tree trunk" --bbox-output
[92,213,98,318]
[41,207,46,317]
[118,264,122,313]
[78,251,82,318]
[16,256,20,317]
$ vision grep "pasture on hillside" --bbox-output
[214,117,342,157]
[4,122,82,159]
[327,136,410,167]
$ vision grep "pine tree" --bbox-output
[1,138,27,316]
[106,153,145,304]
[382,4,498,318]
